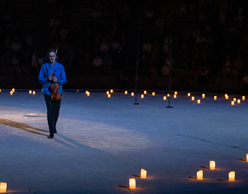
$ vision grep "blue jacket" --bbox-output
[38,62,67,95]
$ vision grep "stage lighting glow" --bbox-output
[0,182,7,193]
[140,169,147,179]
[209,161,215,170]
[197,170,203,180]
[129,178,136,189]
[228,171,235,181]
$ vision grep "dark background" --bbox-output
[0,0,248,94]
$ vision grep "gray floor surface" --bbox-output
[0,91,248,194]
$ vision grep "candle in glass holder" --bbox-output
[202,94,205,98]
[246,153,248,162]
[225,95,229,99]
[242,96,245,100]
[214,96,217,100]
[29,90,32,94]
[233,98,236,102]
[87,92,90,96]
[129,178,136,189]
[106,91,109,95]
[131,92,134,96]
[187,93,191,97]
[110,89,113,93]
[197,170,203,180]
[197,99,201,104]
[174,91,177,95]
[141,94,144,99]
[0,89,1,92]
[85,90,88,94]
[209,161,215,170]
[32,91,36,95]
[191,96,195,101]
[228,171,235,181]
[0,182,7,193]
[10,91,13,95]
[231,101,234,105]
[124,91,128,94]
[174,95,177,98]
[167,93,170,97]
[108,94,111,98]
[163,96,167,100]
[152,92,155,96]
[144,90,147,94]
[237,99,241,104]
[140,169,147,179]
[12,88,15,92]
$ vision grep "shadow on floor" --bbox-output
[0,118,48,136]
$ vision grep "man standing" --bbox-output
[38,49,67,139]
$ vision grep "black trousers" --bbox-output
[44,94,61,134]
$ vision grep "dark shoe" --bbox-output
[54,130,57,134]
[47,134,54,139]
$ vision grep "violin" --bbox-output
[50,73,61,101]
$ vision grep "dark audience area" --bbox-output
[1,0,248,94]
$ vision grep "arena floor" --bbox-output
[0,90,248,194]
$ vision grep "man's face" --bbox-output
[48,52,56,64]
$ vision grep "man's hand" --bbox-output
[53,76,58,82]
[48,75,53,81]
